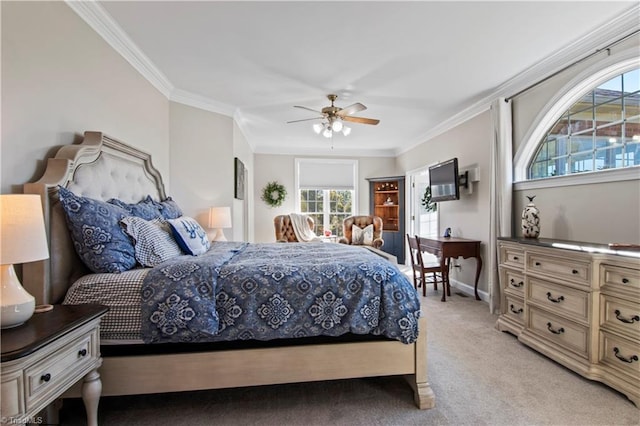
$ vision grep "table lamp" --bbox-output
[0,194,50,328]
[208,206,232,241]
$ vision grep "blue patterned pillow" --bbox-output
[121,216,183,267]
[148,197,183,220]
[108,196,163,220]
[58,186,136,273]
[167,216,211,255]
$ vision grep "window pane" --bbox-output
[598,75,622,93]
[551,157,569,176]
[530,160,549,179]
[595,99,623,124]
[595,124,622,148]
[571,92,593,114]
[570,152,594,173]
[595,146,623,170]
[625,92,640,119]
[624,140,640,166]
[549,115,570,136]
[570,133,593,154]
[569,109,593,133]
[623,69,640,93]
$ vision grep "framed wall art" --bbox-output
[234,157,245,200]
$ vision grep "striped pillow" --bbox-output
[121,216,183,267]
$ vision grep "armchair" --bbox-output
[338,215,384,249]
[274,214,315,242]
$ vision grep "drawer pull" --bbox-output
[572,269,578,274]
[509,304,523,315]
[613,347,639,364]
[40,373,51,382]
[614,310,640,324]
[513,256,519,260]
[622,278,629,284]
[546,322,564,335]
[78,349,88,357]
[510,278,523,288]
[546,292,565,303]
[535,262,541,266]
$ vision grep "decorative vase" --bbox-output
[521,195,540,238]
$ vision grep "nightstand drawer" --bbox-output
[24,330,97,411]
[528,278,589,324]
[529,307,589,357]
[599,331,640,379]
[527,252,591,287]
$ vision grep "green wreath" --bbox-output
[261,181,287,207]
[421,186,437,212]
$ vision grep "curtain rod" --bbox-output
[506,29,640,101]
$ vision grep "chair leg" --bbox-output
[420,272,426,297]
[432,273,438,291]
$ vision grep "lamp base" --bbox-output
[1,264,36,328]
[213,228,227,242]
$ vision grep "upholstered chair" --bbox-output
[338,215,384,249]
[274,214,315,242]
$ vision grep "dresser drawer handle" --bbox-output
[512,256,519,261]
[546,322,564,335]
[614,310,640,324]
[78,349,88,357]
[622,278,630,284]
[535,262,541,266]
[613,347,639,364]
[509,278,523,288]
[509,304,523,315]
[546,292,565,303]
[572,269,578,274]
[40,373,51,382]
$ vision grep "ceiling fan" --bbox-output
[287,94,380,137]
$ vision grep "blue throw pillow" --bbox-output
[58,186,137,273]
[108,196,163,220]
[147,196,183,220]
[167,216,211,255]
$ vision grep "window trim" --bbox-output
[513,51,640,183]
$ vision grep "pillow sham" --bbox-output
[351,224,374,246]
[58,186,136,273]
[121,216,183,267]
[148,196,183,220]
[167,216,211,255]
[108,196,163,220]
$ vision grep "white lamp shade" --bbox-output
[331,120,343,132]
[208,207,232,229]
[0,194,49,265]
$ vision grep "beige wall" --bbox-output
[233,122,254,242]
[168,102,234,238]
[1,1,170,194]
[253,154,396,243]
[396,111,493,294]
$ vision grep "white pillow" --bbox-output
[167,216,211,255]
[121,216,183,267]
[351,224,374,246]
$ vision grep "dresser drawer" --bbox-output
[24,330,96,411]
[527,252,591,287]
[600,294,640,340]
[528,307,589,357]
[499,243,524,269]
[599,331,640,379]
[503,269,525,297]
[601,264,640,294]
[504,294,525,325]
[528,278,589,324]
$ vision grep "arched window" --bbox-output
[528,68,639,179]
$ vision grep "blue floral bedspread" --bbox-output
[140,242,421,344]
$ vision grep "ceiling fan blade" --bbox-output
[342,116,380,125]
[286,117,324,124]
[294,105,323,114]
[337,102,367,117]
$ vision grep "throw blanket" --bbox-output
[289,213,320,242]
[141,242,421,344]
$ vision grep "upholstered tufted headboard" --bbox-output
[23,131,167,304]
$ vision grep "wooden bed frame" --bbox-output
[23,131,435,410]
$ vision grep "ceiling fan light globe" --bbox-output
[312,123,323,134]
[332,120,343,132]
[342,126,351,136]
[322,128,332,138]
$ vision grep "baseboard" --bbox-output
[448,278,489,302]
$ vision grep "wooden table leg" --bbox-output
[82,369,102,426]
[474,255,482,300]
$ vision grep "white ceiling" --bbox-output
[89,1,637,156]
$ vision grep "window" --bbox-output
[529,68,640,179]
[295,159,357,236]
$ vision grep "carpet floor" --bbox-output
[60,285,639,425]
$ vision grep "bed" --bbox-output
[22,131,435,411]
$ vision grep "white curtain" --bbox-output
[489,98,513,313]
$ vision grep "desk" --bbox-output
[420,237,482,302]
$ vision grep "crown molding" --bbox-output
[396,4,640,157]
[65,0,173,98]
[171,89,235,117]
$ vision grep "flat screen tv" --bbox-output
[429,158,460,202]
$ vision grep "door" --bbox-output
[409,167,438,240]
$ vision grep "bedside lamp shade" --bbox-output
[208,206,232,242]
[0,195,50,328]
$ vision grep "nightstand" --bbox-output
[1,304,108,426]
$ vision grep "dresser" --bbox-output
[1,304,108,425]
[496,237,639,407]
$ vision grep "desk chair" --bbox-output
[417,236,449,299]
[407,234,445,297]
